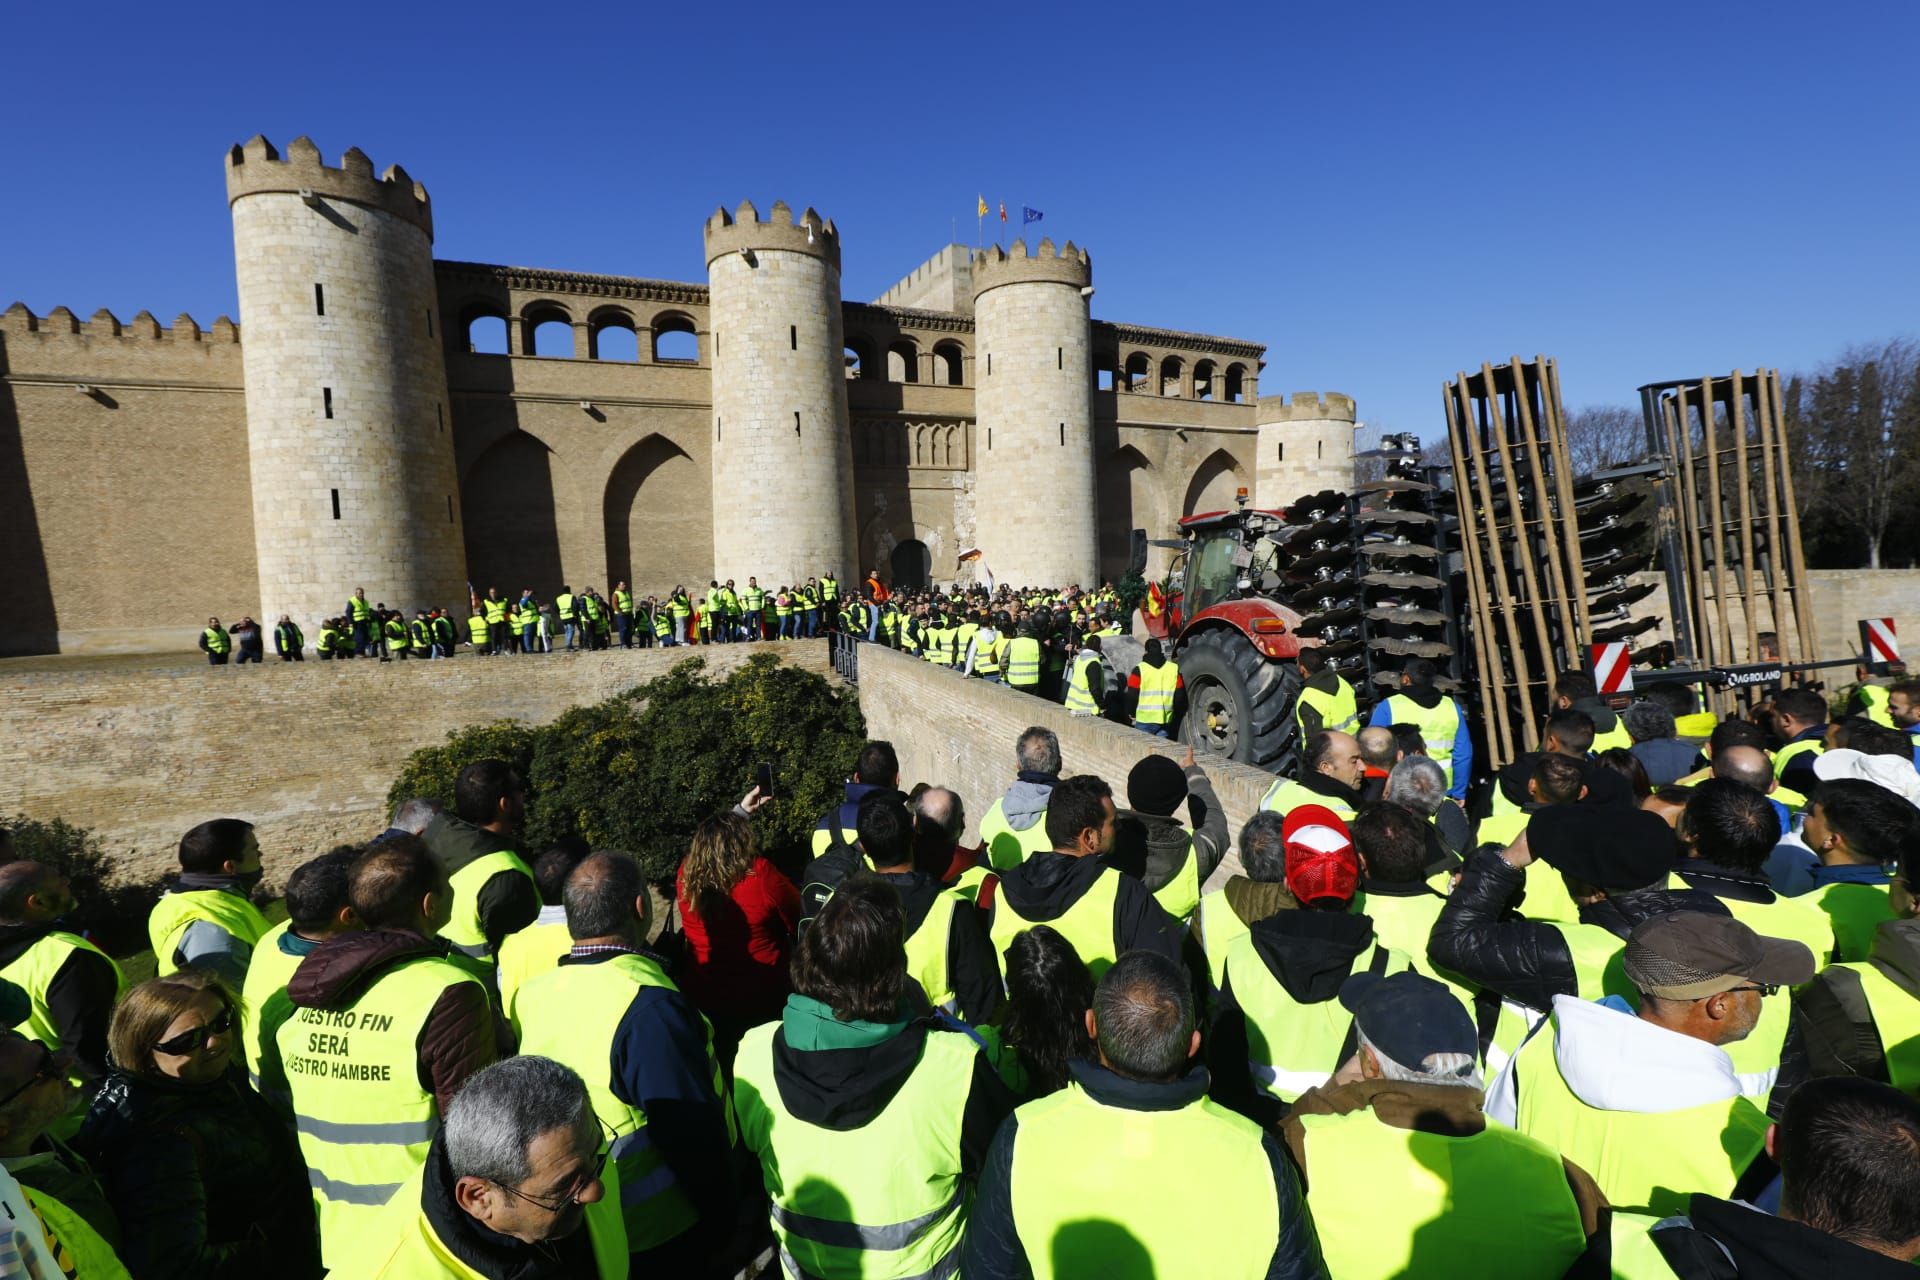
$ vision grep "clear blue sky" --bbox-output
[4,1,1914,436]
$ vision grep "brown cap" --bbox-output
[1623,911,1816,1000]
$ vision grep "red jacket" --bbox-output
[675,857,799,1026]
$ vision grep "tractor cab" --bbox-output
[1146,495,1293,639]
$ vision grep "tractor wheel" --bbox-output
[1177,629,1303,772]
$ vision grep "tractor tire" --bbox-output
[1178,629,1303,772]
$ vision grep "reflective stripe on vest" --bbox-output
[1296,1109,1587,1280]
[972,632,1001,674]
[147,889,271,977]
[904,892,963,1013]
[1225,934,1409,1101]
[23,1185,130,1280]
[1062,651,1099,714]
[1005,637,1042,686]
[990,866,1125,982]
[1507,1011,1769,1216]
[239,920,303,1097]
[437,850,534,961]
[278,955,485,1266]
[1842,960,1920,1091]
[1383,693,1461,786]
[1149,834,1200,923]
[0,930,123,1066]
[1257,779,1357,822]
[1008,1082,1278,1280]
[978,797,1052,871]
[1296,678,1359,737]
[1135,660,1179,725]
[1807,879,1896,964]
[733,1024,975,1280]
[513,952,730,1250]
[1195,889,1249,993]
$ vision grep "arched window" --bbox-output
[844,338,874,380]
[588,309,639,362]
[1160,356,1184,397]
[652,312,698,362]
[526,306,574,358]
[465,307,509,355]
[1124,352,1151,392]
[887,341,920,384]
[1225,363,1247,403]
[932,342,965,386]
[1193,360,1216,401]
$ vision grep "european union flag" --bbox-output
[1022,207,1044,224]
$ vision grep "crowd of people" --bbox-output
[4,653,1920,1276]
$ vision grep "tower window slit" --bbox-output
[425,309,433,337]
[795,411,801,436]
[314,283,325,315]
[1057,347,1062,370]
[322,387,333,419]
[330,489,340,520]
[1059,422,1065,445]
[790,326,797,351]
[446,495,454,522]
[436,403,443,432]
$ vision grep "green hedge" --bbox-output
[387,654,864,881]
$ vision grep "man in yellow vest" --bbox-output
[347,587,375,656]
[1486,912,1814,1217]
[1776,767,1911,959]
[1126,639,1183,738]
[513,852,737,1273]
[482,588,510,655]
[1887,678,1920,766]
[1003,622,1044,693]
[1281,970,1601,1277]
[808,742,900,858]
[146,818,270,987]
[1349,803,1479,1009]
[1797,832,1920,1089]
[734,880,1015,1280]
[334,1055,627,1278]
[1369,657,1471,802]
[1059,634,1103,711]
[419,760,541,974]
[1112,747,1227,925]
[0,863,120,1084]
[1294,646,1359,742]
[977,727,1062,870]
[1768,686,1830,795]
[986,776,1182,982]
[1259,729,1365,820]
[244,846,359,1105]
[197,615,232,665]
[1211,806,1413,1121]
[962,950,1324,1279]
[1606,1075,1920,1276]
[496,842,590,1027]
[277,838,502,1268]
[1553,669,1634,754]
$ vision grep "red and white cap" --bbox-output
[1281,804,1358,906]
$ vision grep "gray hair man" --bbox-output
[1280,971,1601,1277]
[1386,755,1471,861]
[978,727,1063,870]
[962,952,1324,1279]
[337,1055,624,1278]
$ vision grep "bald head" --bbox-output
[1713,745,1775,794]
[562,851,650,943]
[0,862,64,924]
[1356,727,1399,771]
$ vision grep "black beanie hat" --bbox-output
[1128,755,1189,816]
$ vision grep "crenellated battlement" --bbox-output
[702,199,840,269]
[225,135,433,240]
[1,302,238,344]
[971,238,1091,298]
[1256,390,1356,423]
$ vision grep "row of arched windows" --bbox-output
[462,303,700,362]
[1099,353,1248,402]
[843,337,966,386]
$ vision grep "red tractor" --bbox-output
[1139,499,1310,769]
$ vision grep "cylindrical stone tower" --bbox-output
[1256,391,1357,506]
[970,239,1096,588]
[703,201,857,586]
[226,135,465,631]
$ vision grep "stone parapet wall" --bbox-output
[0,645,832,885]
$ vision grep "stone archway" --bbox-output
[1183,448,1246,517]
[890,539,931,591]
[603,434,706,594]
[463,431,564,593]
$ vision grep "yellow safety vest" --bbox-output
[1858,684,1895,728]
[1008,1081,1278,1280]
[1605,1212,1680,1280]
[1382,693,1462,787]
[990,865,1124,981]
[1838,960,1920,1091]
[495,919,572,1025]
[350,598,373,623]
[733,1023,977,1280]
[0,930,123,1064]
[331,1157,627,1279]
[1062,651,1099,714]
[277,954,486,1268]
[1225,932,1410,1101]
[1005,637,1042,687]
[1720,892,1835,968]
[466,614,488,645]
[1591,720,1634,754]
[1507,1015,1769,1217]
[954,623,981,667]
[239,920,305,1097]
[1477,809,1530,848]
[146,888,271,977]
[978,797,1053,871]
[1518,859,1585,925]
[1149,833,1201,924]
[972,631,1001,674]
[555,592,574,620]
[1195,888,1251,993]
[1296,675,1359,738]
[202,627,231,655]
[1257,779,1357,821]
[1354,889,1479,1013]
[23,1184,131,1280]
[1773,738,1823,779]
[1807,879,1896,964]
[1135,660,1180,725]
[1295,1109,1587,1279]
[514,952,731,1251]
[925,626,952,666]
[437,850,535,965]
[903,892,964,1014]
[483,599,507,624]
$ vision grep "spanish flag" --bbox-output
[977,195,988,218]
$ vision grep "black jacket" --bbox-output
[0,923,118,1080]
[1111,765,1231,900]
[1627,1193,1917,1279]
[75,1065,321,1280]
[420,814,541,956]
[990,851,1183,969]
[1427,848,1729,1014]
[962,1059,1327,1280]
[878,869,1004,1025]
[1798,917,1920,1084]
[1483,752,1634,821]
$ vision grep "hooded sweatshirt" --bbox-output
[991,852,1182,968]
[1367,682,1473,801]
[420,813,540,954]
[996,774,1055,837]
[284,928,503,1115]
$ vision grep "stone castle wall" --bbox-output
[1256,392,1357,507]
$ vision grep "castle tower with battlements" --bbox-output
[1257,392,1357,507]
[703,202,857,586]
[226,136,466,630]
[970,239,1097,588]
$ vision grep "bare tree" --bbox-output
[1563,405,1647,475]
[1784,339,1920,569]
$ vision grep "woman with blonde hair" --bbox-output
[675,791,793,1062]
[76,969,320,1279]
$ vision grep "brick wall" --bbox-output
[856,645,1272,890]
[0,644,832,884]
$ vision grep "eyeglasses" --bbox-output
[0,1045,60,1110]
[494,1144,609,1214]
[1723,983,1780,998]
[152,1006,235,1058]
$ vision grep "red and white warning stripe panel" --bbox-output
[1863,618,1900,666]
[1591,641,1634,694]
